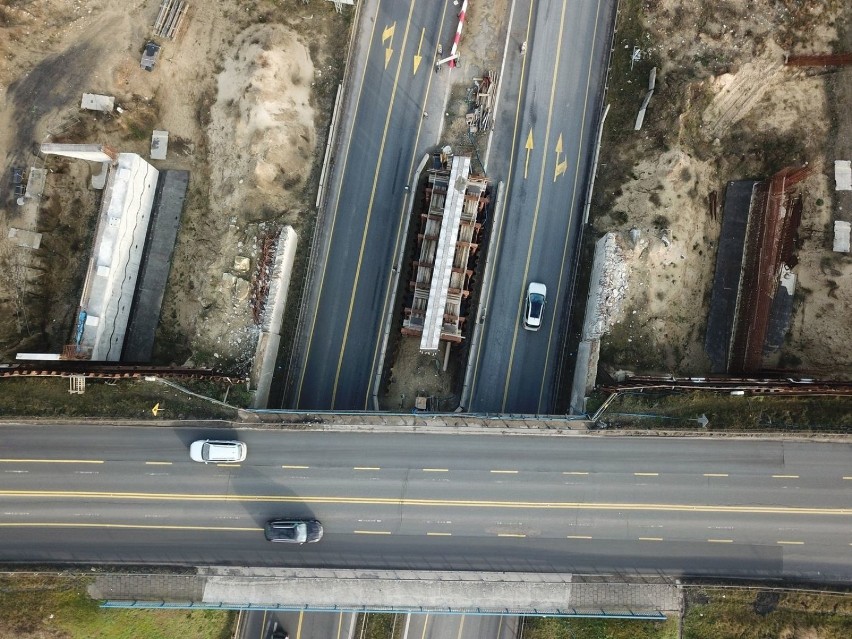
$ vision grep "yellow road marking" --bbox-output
[634,472,659,477]
[422,468,449,472]
[563,471,589,476]
[282,465,310,469]
[259,611,267,639]
[0,459,103,464]
[216,464,240,468]
[336,612,344,639]
[297,610,304,639]
[553,133,568,181]
[707,539,734,543]
[354,530,392,535]
[354,466,381,471]
[535,0,606,412]
[427,532,452,536]
[704,473,729,477]
[497,533,526,538]
[844,477,852,480]
[365,0,451,410]
[421,614,430,639]
[490,470,518,474]
[413,27,424,74]
[145,461,172,466]
[456,615,466,639]
[382,23,396,69]
[467,0,535,404]
[777,540,804,545]
[296,0,382,406]
[2,490,850,516]
[0,522,260,532]
[639,537,663,542]
[523,129,534,178]
[332,0,418,408]
[502,0,570,412]
[566,535,593,539]
[772,474,799,479]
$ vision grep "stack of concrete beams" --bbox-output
[153,0,188,40]
[402,155,485,352]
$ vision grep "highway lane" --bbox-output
[1,426,851,581]
[240,610,355,639]
[469,0,616,413]
[290,0,455,410]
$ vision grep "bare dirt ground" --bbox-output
[0,0,347,373]
[594,0,851,376]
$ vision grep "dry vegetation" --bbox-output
[0,573,233,639]
[0,0,349,376]
[593,0,852,377]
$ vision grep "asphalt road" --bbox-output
[469,0,616,413]
[289,0,456,410]
[239,610,355,639]
[1,425,851,583]
[238,610,516,639]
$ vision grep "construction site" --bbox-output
[586,0,852,388]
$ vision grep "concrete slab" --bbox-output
[7,227,42,249]
[835,160,851,191]
[41,143,117,162]
[122,170,189,362]
[78,153,159,360]
[151,130,169,160]
[200,569,678,614]
[705,180,756,373]
[89,569,678,615]
[834,220,851,253]
[81,93,115,112]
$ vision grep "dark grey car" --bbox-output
[264,519,324,544]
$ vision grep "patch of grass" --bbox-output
[0,377,239,420]
[357,613,404,639]
[522,615,677,639]
[684,587,852,639]
[0,574,234,639]
[599,390,852,432]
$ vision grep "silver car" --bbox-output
[523,282,547,331]
[189,439,247,463]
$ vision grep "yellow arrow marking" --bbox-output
[523,129,534,179]
[151,402,160,417]
[413,27,424,74]
[383,23,396,69]
[553,133,568,181]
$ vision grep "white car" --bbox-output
[189,439,247,463]
[523,282,547,331]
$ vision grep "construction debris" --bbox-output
[728,165,811,374]
[153,0,189,40]
[785,52,852,67]
[466,70,499,134]
[634,66,657,131]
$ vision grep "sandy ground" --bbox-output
[594,0,850,376]
[0,0,347,372]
